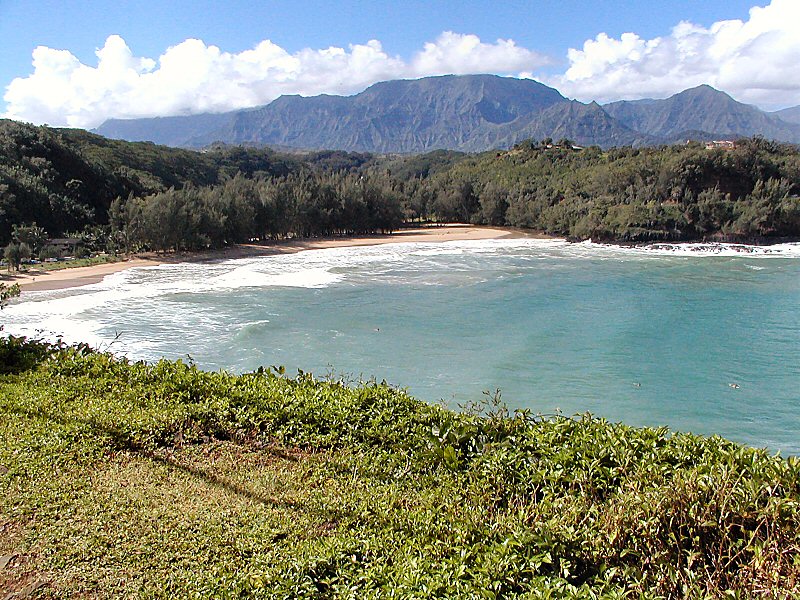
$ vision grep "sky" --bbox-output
[1,0,798,129]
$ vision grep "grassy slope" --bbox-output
[1,348,799,598]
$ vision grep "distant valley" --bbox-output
[93,74,800,152]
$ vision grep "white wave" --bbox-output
[235,319,271,330]
[412,248,465,256]
[4,235,798,351]
[579,240,800,258]
[267,268,344,288]
[2,306,110,349]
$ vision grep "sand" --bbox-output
[3,225,535,292]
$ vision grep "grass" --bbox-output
[1,255,124,279]
[28,255,124,272]
[1,342,799,598]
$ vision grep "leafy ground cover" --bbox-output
[1,343,798,598]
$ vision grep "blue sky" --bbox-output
[2,0,797,127]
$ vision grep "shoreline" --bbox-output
[4,225,534,292]
[7,226,795,293]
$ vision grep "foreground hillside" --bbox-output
[1,343,798,598]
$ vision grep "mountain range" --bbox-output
[774,105,800,125]
[93,74,800,153]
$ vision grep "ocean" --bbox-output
[4,238,800,454]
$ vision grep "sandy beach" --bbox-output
[3,225,533,292]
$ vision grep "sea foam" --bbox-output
[3,236,799,351]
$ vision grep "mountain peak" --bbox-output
[603,83,800,142]
[92,75,800,151]
[687,83,718,92]
[675,84,732,100]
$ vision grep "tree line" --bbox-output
[2,117,800,255]
[108,171,404,253]
[392,137,800,241]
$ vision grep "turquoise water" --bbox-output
[5,238,800,454]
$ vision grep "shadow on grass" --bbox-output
[6,403,303,509]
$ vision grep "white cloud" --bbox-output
[9,1,799,128]
[410,32,544,76]
[3,32,548,128]
[548,0,800,108]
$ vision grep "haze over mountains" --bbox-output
[94,75,800,153]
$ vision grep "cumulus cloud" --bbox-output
[548,0,800,108]
[3,32,548,128]
[9,1,799,128]
[409,32,543,77]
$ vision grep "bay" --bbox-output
[5,238,800,454]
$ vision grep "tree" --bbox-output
[12,223,48,256]
[4,242,31,271]
[433,178,479,223]
[109,194,146,255]
[479,182,509,226]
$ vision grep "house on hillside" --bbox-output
[44,238,81,256]
[704,140,737,150]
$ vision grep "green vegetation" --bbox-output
[2,343,798,598]
[0,282,20,308]
[109,171,404,253]
[28,254,123,272]
[417,138,800,241]
[0,120,399,252]
[3,119,800,253]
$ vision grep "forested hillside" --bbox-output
[2,118,800,253]
[417,137,800,241]
[0,120,376,248]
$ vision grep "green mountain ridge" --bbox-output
[491,100,657,149]
[93,75,800,152]
[604,85,800,142]
[188,75,568,152]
